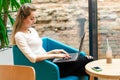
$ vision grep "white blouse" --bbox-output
[15,28,46,63]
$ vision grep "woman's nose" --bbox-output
[33,19,36,24]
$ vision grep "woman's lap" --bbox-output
[55,56,93,77]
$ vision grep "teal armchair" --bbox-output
[13,37,88,80]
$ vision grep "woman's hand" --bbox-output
[48,49,71,59]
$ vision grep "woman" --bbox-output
[11,3,93,77]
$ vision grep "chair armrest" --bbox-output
[42,37,86,56]
[35,60,60,80]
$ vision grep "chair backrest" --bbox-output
[0,65,35,80]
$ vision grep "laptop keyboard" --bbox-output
[53,53,79,63]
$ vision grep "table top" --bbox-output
[85,59,120,79]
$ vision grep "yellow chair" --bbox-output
[0,65,35,80]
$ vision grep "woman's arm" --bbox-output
[15,32,70,63]
[15,33,37,63]
[35,49,71,62]
[35,53,67,62]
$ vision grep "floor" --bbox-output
[0,47,13,65]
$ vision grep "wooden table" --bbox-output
[85,59,120,80]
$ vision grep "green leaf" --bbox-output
[10,0,15,10]
[0,16,9,47]
[8,14,15,25]
[10,0,20,11]
[20,0,24,4]
[14,0,21,9]
[0,0,3,12]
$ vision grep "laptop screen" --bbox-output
[78,32,85,53]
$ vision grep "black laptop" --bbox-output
[53,33,85,63]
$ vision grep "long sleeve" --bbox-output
[15,28,46,63]
[15,33,37,63]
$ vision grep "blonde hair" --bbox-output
[11,3,36,45]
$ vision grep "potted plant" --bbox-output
[0,0,31,49]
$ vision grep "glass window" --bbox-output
[98,0,120,58]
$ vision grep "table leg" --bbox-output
[90,76,94,80]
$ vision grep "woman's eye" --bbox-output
[31,18,34,20]
[31,17,35,20]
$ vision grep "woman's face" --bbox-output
[23,11,36,28]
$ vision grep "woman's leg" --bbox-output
[55,56,93,77]
[71,56,93,76]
